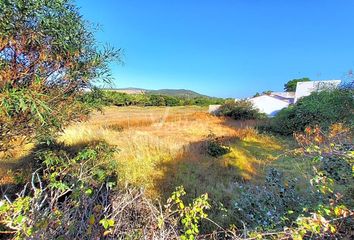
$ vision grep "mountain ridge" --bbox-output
[102,87,209,98]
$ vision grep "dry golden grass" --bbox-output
[0,139,34,186]
[58,106,285,199]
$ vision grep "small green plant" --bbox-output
[205,132,230,157]
[164,186,210,239]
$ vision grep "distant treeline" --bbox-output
[80,89,228,107]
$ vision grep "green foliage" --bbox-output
[0,0,120,149]
[0,0,120,87]
[217,100,267,120]
[253,92,261,97]
[204,133,230,157]
[263,88,354,135]
[99,218,115,230]
[284,77,311,92]
[165,186,210,240]
[0,196,32,238]
[0,142,118,239]
[80,90,226,107]
[243,126,353,239]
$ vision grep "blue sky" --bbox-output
[76,0,354,98]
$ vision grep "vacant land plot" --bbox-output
[1,106,299,199]
[2,106,314,232]
[57,106,292,200]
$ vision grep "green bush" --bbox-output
[217,100,267,120]
[263,87,354,135]
[204,133,230,157]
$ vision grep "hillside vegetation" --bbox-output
[105,88,208,98]
[81,88,226,107]
[147,89,208,98]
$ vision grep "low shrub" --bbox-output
[204,133,230,157]
[217,100,267,120]
[0,142,118,239]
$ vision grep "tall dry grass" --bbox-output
[58,106,285,199]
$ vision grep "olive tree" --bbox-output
[0,0,121,150]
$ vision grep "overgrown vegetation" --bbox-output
[0,142,210,239]
[1,124,353,239]
[261,86,354,135]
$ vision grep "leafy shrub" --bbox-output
[263,87,354,135]
[204,133,230,157]
[164,186,210,240]
[0,142,118,239]
[0,0,120,150]
[294,124,354,205]
[284,77,311,92]
[217,100,267,120]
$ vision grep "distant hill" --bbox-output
[103,87,209,98]
[102,87,146,94]
[147,89,207,98]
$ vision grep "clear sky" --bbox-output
[76,0,354,98]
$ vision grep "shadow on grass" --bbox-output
[151,133,288,231]
[153,135,274,202]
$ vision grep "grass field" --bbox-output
[1,106,302,198]
[55,106,295,200]
[1,105,316,230]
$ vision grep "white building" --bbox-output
[248,80,341,117]
[248,94,291,117]
[208,104,222,114]
[294,80,341,103]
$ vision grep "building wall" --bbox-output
[249,95,289,117]
[294,80,341,103]
[208,105,222,114]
